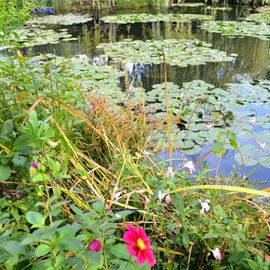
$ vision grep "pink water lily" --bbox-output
[123,224,155,267]
[181,161,196,174]
[248,117,256,126]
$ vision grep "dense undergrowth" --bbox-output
[1,1,270,269]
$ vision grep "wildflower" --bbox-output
[181,161,196,174]
[211,248,222,261]
[165,167,175,177]
[145,197,150,205]
[31,162,39,169]
[165,194,171,205]
[114,191,122,202]
[158,190,168,203]
[89,240,102,252]
[143,150,151,158]
[199,199,211,215]
[123,224,155,267]
[248,117,256,126]
[29,162,39,178]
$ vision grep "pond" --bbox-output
[22,4,270,186]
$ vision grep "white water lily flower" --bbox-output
[211,248,222,261]
[166,167,175,177]
[257,141,266,150]
[181,161,196,174]
[248,117,256,126]
[199,199,211,215]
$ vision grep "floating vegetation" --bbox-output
[172,2,205,7]
[27,13,93,26]
[245,12,270,24]
[14,26,75,47]
[130,79,270,162]
[28,54,125,107]
[97,39,235,67]
[101,13,213,24]
[201,21,270,40]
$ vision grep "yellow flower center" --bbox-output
[137,238,146,250]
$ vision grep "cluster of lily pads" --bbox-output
[97,39,235,67]
[14,14,93,47]
[127,79,270,167]
[245,10,270,24]
[29,54,125,109]
[200,21,270,40]
[101,13,213,24]
[27,14,93,26]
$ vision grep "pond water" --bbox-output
[27,4,270,186]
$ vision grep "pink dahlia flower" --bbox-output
[123,224,155,267]
[89,240,102,252]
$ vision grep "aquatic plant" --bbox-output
[97,39,235,67]
[101,13,213,24]
[201,20,270,40]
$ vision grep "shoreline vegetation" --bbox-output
[1,0,270,269]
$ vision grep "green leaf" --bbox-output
[0,166,11,181]
[35,244,51,257]
[26,211,45,228]
[111,244,130,260]
[172,194,185,217]
[85,252,104,270]
[4,241,25,255]
[32,173,51,183]
[12,154,27,166]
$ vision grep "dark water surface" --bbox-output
[31,5,270,185]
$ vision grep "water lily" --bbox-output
[123,224,155,267]
[165,167,175,177]
[181,161,196,174]
[257,141,266,150]
[248,117,256,126]
[89,240,102,252]
[165,194,171,205]
[211,248,222,261]
[199,199,211,215]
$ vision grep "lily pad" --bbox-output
[28,14,93,26]
[200,21,270,40]
[101,13,213,24]
[97,39,235,68]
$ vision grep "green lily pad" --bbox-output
[200,21,270,40]
[101,13,213,24]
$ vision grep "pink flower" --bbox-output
[31,162,39,169]
[165,194,171,205]
[123,224,155,267]
[181,161,196,174]
[89,240,102,252]
[145,197,150,205]
[211,248,222,261]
